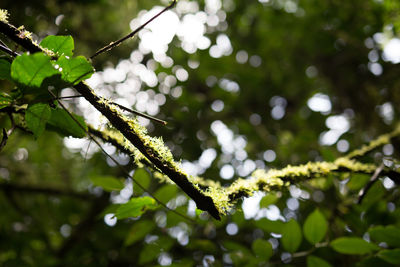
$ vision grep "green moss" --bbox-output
[91,102,400,218]
[346,123,400,159]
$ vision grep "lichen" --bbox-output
[334,157,376,172]
[204,186,232,215]
[0,9,8,22]
[91,100,400,218]
[345,123,400,159]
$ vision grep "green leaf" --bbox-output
[132,168,151,194]
[377,249,400,265]
[0,59,11,80]
[260,193,278,208]
[368,225,400,247]
[57,55,94,84]
[40,35,74,57]
[252,239,273,261]
[307,255,332,267]
[360,182,385,209]
[346,173,371,191]
[11,53,58,87]
[281,219,302,253]
[254,218,284,234]
[138,236,174,264]
[303,209,328,245]
[47,108,87,138]
[154,184,178,203]
[115,196,158,220]
[124,220,155,246]
[330,237,379,255]
[166,206,187,227]
[25,103,51,138]
[186,239,218,253]
[139,243,159,264]
[223,240,253,264]
[223,240,253,255]
[0,93,13,109]
[90,176,125,192]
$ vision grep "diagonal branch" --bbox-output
[90,0,177,59]
[0,17,221,220]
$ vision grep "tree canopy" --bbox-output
[0,0,400,266]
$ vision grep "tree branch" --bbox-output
[0,18,221,220]
[357,163,384,204]
[90,0,177,59]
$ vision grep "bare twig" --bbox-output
[0,114,16,152]
[110,101,167,125]
[90,0,177,59]
[0,128,8,151]
[357,163,384,204]
[0,42,18,57]
[56,95,167,125]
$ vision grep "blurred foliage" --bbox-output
[1,0,400,266]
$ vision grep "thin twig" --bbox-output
[111,101,167,125]
[55,95,167,125]
[56,95,83,99]
[0,42,18,57]
[357,163,384,204]
[0,114,16,152]
[90,0,177,59]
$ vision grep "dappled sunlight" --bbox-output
[307,93,332,114]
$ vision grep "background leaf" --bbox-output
[47,108,87,138]
[11,53,58,87]
[330,237,379,255]
[0,59,11,80]
[90,176,125,192]
[281,219,302,253]
[307,255,332,267]
[25,103,51,138]
[115,197,158,220]
[40,35,74,57]
[124,220,155,246]
[377,249,400,265]
[368,225,400,247]
[132,168,151,195]
[303,209,328,245]
[260,193,278,208]
[254,218,284,234]
[154,184,178,203]
[252,239,273,261]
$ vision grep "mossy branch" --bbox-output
[1,17,399,220]
[89,123,400,213]
[0,18,221,220]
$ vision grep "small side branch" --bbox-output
[90,0,177,59]
[55,95,167,125]
[357,163,384,204]
[0,42,18,57]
